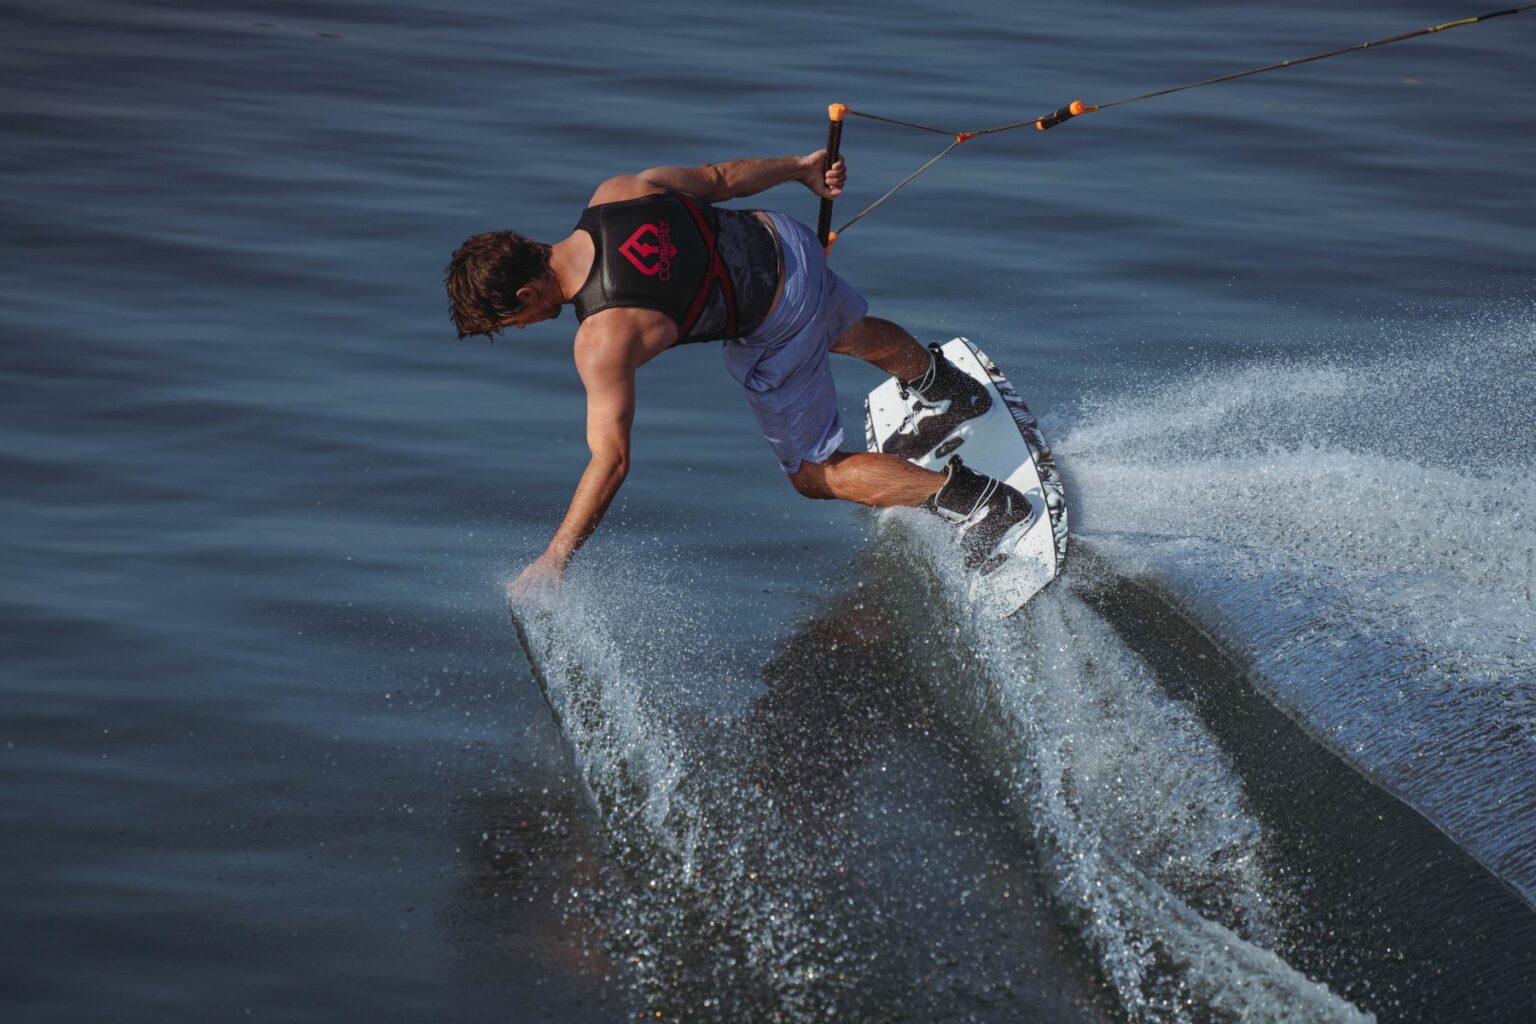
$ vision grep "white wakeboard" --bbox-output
[864,338,1068,618]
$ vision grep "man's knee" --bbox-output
[829,316,877,356]
[788,455,841,499]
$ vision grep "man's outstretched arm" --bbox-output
[591,151,846,206]
[506,324,638,603]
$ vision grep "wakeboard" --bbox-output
[864,338,1068,618]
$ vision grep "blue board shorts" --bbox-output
[722,213,869,474]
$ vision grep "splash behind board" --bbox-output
[864,338,1068,617]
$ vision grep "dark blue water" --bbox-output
[4,1,1534,1020]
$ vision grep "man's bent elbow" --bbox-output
[601,453,631,479]
[587,447,630,481]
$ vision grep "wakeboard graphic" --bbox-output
[865,338,1067,617]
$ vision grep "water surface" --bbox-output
[3,0,1534,1020]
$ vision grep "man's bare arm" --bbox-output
[591,151,846,206]
[507,322,639,602]
[548,330,637,561]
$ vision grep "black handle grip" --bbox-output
[815,108,846,249]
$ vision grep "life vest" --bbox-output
[571,192,778,344]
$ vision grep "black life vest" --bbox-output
[570,192,778,344]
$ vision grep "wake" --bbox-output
[1054,312,1536,905]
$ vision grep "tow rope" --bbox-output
[815,4,1536,250]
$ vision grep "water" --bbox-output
[3,0,1534,1020]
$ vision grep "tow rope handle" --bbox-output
[816,102,848,253]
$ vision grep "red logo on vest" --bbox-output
[618,221,677,280]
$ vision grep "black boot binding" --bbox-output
[925,456,1036,570]
[881,344,993,459]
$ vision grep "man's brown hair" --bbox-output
[444,230,553,338]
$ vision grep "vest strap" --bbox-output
[676,195,736,339]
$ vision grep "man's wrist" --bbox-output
[799,152,819,185]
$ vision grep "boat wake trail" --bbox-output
[513,562,1110,1022]
[886,517,1371,1022]
[514,576,850,1021]
[514,536,1375,1022]
[1055,312,1536,906]
[504,311,1532,1023]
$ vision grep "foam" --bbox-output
[894,516,1370,1021]
[1055,311,1536,904]
[511,569,859,1020]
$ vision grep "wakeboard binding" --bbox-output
[926,455,1036,572]
[881,343,993,460]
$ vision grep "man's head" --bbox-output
[444,230,559,338]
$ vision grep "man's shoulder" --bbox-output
[588,175,672,208]
[575,307,678,364]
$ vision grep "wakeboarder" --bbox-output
[444,152,1033,600]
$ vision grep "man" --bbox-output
[445,150,1034,601]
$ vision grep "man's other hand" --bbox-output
[507,550,568,606]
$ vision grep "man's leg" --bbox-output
[829,316,930,381]
[789,317,946,505]
[788,450,942,507]
[789,451,1034,569]
[834,315,993,460]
